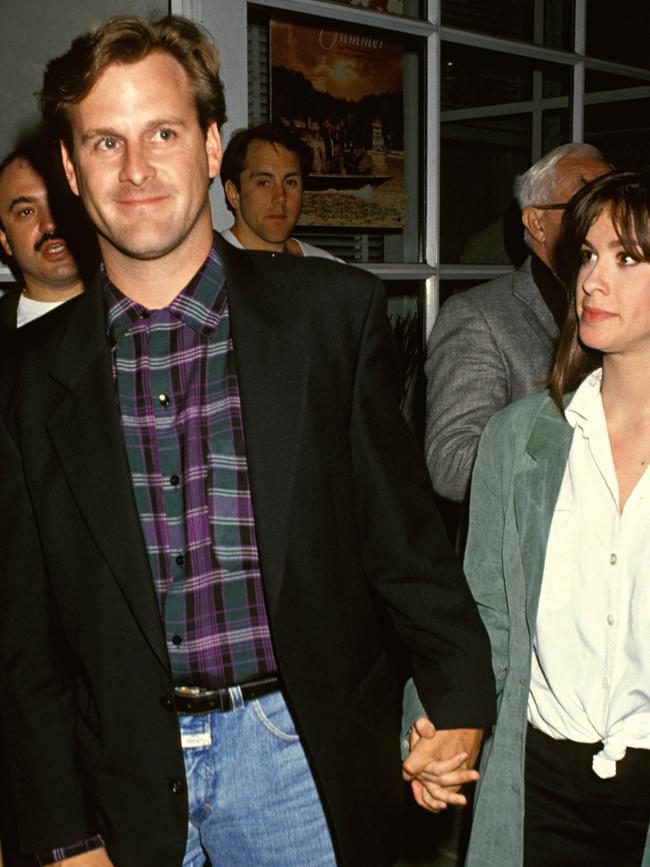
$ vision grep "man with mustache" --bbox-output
[0,141,86,329]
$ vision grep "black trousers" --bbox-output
[524,724,650,867]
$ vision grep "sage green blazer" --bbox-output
[403,389,650,867]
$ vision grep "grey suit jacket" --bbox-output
[405,390,650,866]
[424,256,559,502]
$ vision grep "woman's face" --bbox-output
[577,208,650,360]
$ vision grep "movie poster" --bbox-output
[270,19,405,229]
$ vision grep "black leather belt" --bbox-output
[174,675,279,715]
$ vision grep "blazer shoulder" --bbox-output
[483,389,557,444]
[0,288,20,331]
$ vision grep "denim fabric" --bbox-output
[180,688,337,867]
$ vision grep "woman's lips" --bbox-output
[581,306,616,323]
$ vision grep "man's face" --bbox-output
[537,153,611,266]
[225,140,303,251]
[0,158,80,294]
[61,52,221,265]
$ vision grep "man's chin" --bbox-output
[99,228,187,262]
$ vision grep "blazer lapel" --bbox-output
[222,242,311,619]
[512,397,574,633]
[45,282,168,670]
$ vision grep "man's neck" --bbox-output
[22,280,85,304]
[100,224,214,309]
[530,253,567,330]
[231,222,288,254]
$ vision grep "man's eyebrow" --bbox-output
[8,194,39,211]
[248,170,301,179]
[81,127,119,144]
[80,118,188,144]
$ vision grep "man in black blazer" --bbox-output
[0,15,495,867]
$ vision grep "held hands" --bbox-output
[402,719,483,813]
[50,848,115,867]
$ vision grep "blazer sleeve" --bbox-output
[349,280,496,730]
[424,292,509,503]
[399,410,512,742]
[462,414,510,696]
[0,413,97,852]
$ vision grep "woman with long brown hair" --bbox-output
[405,169,650,866]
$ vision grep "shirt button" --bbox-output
[169,779,185,794]
[171,634,183,646]
[160,696,174,712]
[602,676,610,689]
[607,614,615,626]
[170,474,180,486]
[176,554,185,566]
[159,393,170,406]
[610,553,617,565]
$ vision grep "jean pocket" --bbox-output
[252,693,300,742]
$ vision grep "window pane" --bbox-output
[441,114,530,264]
[326,0,424,16]
[442,0,573,51]
[585,97,650,170]
[586,1,650,70]
[441,43,569,111]
[440,46,571,264]
[248,7,425,262]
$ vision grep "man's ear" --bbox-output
[0,228,13,259]
[205,122,222,180]
[60,141,80,197]
[522,206,545,243]
[224,179,240,211]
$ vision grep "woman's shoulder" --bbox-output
[484,389,562,442]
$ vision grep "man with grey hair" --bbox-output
[424,143,610,507]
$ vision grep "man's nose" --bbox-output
[271,184,287,203]
[40,206,56,236]
[119,143,155,186]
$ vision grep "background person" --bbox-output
[425,143,610,506]
[220,123,341,259]
[405,168,650,867]
[0,134,94,329]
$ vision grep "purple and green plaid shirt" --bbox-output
[106,237,277,690]
[38,241,277,862]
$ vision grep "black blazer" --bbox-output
[0,238,495,866]
[0,288,19,332]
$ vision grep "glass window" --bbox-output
[326,0,424,17]
[440,114,530,265]
[586,1,650,70]
[440,44,571,264]
[247,6,425,263]
[442,0,573,51]
[585,97,650,170]
[441,43,569,111]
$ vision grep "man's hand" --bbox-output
[50,848,115,867]
[402,719,483,813]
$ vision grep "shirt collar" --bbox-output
[565,368,603,434]
[105,232,227,344]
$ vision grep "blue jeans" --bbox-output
[180,688,337,866]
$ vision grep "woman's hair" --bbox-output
[39,15,227,152]
[549,169,650,409]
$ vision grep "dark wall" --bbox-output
[1,0,167,159]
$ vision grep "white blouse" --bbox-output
[528,369,650,778]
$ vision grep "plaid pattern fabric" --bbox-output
[37,834,105,865]
[106,238,277,690]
